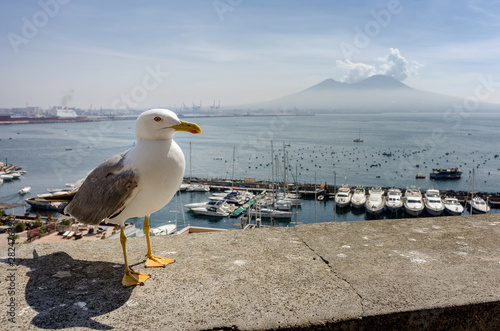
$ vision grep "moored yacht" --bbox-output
[442,197,464,216]
[179,183,190,191]
[350,186,366,209]
[249,208,292,219]
[190,205,230,217]
[186,183,210,192]
[150,223,177,236]
[185,200,234,211]
[274,199,292,211]
[335,185,351,208]
[385,188,403,213]
[0,174,14,181]
[404,188,424,216]
[469,196,490,214]
[424,189,445,216]
[365,186,385,215]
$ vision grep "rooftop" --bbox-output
[2,214,500,330]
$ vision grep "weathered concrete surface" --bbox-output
[1,214,500,330]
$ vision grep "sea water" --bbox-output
[1,111,499,230]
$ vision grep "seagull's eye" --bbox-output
[153,116,162,122]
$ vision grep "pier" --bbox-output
[4,213,500,329]
[229,191,266,217]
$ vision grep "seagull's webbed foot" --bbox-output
[122,269,151,287]
[143,215,175,268]
[145,254,175,268]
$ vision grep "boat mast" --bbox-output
[470,168,475,214]
[314,172,317,223]
[231,146,235,189]
[271,141,276,201]
[295,163,298,193]
[189,141,192,183]
[334,171,337,222]
[283,142,287,196]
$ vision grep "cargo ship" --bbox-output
[429,167,462,179]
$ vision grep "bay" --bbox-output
[1,111,499,231]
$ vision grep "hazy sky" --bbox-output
[1,0,500,110]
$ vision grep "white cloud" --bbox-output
[378,48,423,81]
[335,59,377,84]
[336,48,423,83]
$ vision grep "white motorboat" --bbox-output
[385,188,403,213]
[185,200,217,210]
[250,208,292,219]
[191,205,229,217]
[469,196,490,214]
[209,190,254,205]
[11,172,22,179]
[150,224,177,236]
[19,186,31,195]
[0,178,3,185]
[350,186,366,209]
[335,185,351,208]
[0,174,14,181]
[442,197,464,216]
[466,169,490,214]
[424,189,445,216]
[186,183,210,192]
[404,188,424,216]
[282,193,302,206]
[274,199,292,211]
[210,192,230,198]
[185,200,234,213]
[179,183,190,191]
[275,192,301,206]
[365,186,385,215]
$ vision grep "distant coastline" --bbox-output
[0,112,314,125]
[0,115,139,125]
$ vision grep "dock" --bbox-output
[229,191,266,217]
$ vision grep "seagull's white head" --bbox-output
[135,108,201,140]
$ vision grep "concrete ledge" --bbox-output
[1,214,500,330]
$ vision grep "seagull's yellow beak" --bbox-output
[171,120,202,134]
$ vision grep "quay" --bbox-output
[2,213,499,329]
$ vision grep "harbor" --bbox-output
[1,112,500,240]
[2,171,498,247]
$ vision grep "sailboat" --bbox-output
[353,129,363,142]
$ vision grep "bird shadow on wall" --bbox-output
[18,250,134,330]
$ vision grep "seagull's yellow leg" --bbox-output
[144,215,175,268]
[121,227,150,287]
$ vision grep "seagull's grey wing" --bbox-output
[64,152,139,225]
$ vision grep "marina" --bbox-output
[1,112,500,236]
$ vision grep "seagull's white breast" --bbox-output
[112,138,185,223]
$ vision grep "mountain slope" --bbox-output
[241,75,498,113]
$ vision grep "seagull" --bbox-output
[64,109,201,287]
